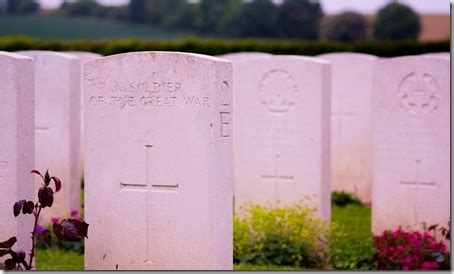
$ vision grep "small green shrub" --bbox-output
[233,202,331,268]
[329,223,375,270]
[331,191,362,207]
[0,36,449,57]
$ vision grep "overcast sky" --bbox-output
[38,0,450,14]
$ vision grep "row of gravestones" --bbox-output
[0,50,449,270]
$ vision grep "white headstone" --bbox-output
[219,52,272,62]
[421,52,450,59]
[372,56,450,233]
[232,56,331,219]
[0,52,34,259]
[318,53,378,204]
[65,51,103,179]
[16,51,81,225]
[84,52,233,270]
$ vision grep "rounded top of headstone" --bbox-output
[219,52,273,62]
[15,50,80,61]
[0,51,34,61]
[420,52,450,60]
[65,51,103,58]
[86,51,231,67]
[233,54,330,66]
[379,55,450,65]
[317,52,378,61]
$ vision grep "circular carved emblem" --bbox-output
[259,70,299,114]
[397,73,440,116]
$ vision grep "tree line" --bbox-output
[3,0,422,41]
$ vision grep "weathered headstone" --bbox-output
[84,52,233,270]
[372,56,450,233]
[16,51,81,225]
[65,51,102,179]
[318,53,377,204]
[421,52,450,59]
[219,52,272,62]
[232,56,331,219]
[0,52,34,260]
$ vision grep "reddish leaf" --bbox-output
[71,219,89,238]
[53,219,89,242]
[15,250,25,262]
[0,249,9,257]
[22,201,34,215]
[0,237,17,249]
[38,187,54,208]
[31,169,43,180]
[51,176,62,193]
[4,258,16,270]
[13,200,26,217]
[428,224,439,231]
[44,170,51,186]
[10,249,25,264]
[53,221,79,242]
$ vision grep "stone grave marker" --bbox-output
[0,52,34,261]
[232,55,331,219]
[372,56,450,233]
[16,51,81,225]
[318,53,378,204]
[65,51,102,179]
[219,52,272,62]
[421,52,450,59]
[84,52,233,270]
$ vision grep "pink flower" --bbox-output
[396,245,405,252]
[401,257,412,264]
[70,210,79,217]
[51,217,59,223]
[423,231,434,240]
[421,261,439,270]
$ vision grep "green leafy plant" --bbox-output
[329,223,375,270]
[234,202,331,269]
[331,191,362,207]
[0,170,88,270]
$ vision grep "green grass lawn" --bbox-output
[36,248,83,270]
[35,202,371,270]
[0,14,189,40]
[234,264,305,270]
[332,203,371,240]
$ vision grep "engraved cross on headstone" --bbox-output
[400,159,436,227]
[120,142,178,264]
[261,154,294,200]
[261,154,294,183]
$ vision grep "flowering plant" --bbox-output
[373,228,448,270]
[0,170,89,270]
[35,209,85,253]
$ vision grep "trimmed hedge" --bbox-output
[0,35,449,57]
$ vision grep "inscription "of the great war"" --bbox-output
[89,81,210,110]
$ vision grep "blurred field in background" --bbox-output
[0,14,188,39]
